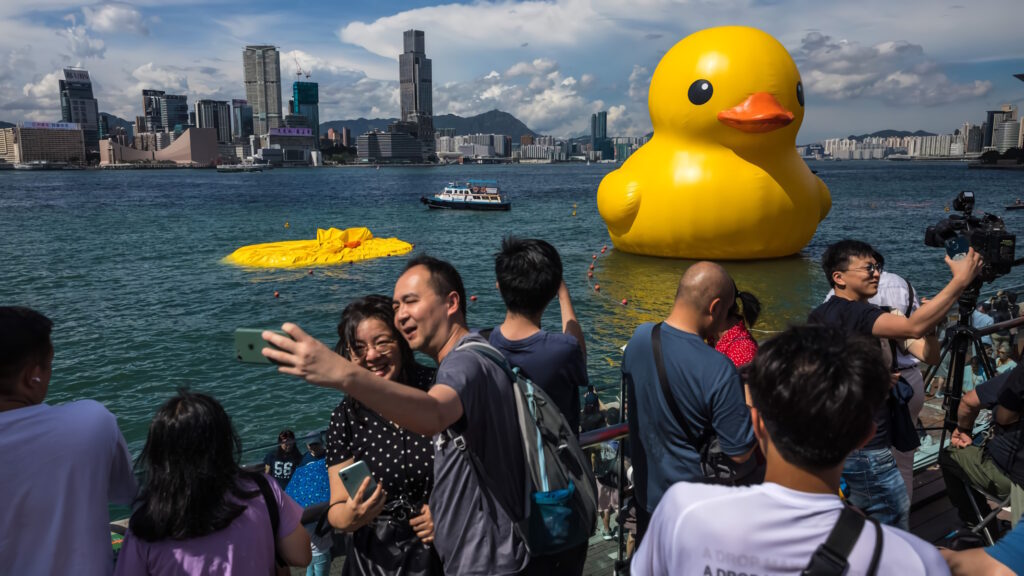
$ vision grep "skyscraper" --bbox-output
[195,100,232,143]
[161,94,190,133]
[243,45,283,135]
[292,81,319,147]
[142,89,165,132]
[398,30,434,159]
[231,99,254,142]
[59,68,100,151]
[591,111,612,159]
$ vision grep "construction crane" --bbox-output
[293,57,311,80]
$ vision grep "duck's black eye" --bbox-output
[687,79,713,105]
[796,81,804,107]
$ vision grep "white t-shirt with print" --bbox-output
[632,481,949,576]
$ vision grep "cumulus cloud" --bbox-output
[796,32,992,106]
[61,25,106,59]
[627,65,651,102]
[129,62,187,93]
[507,58,558,77]
[23,70,63,99]
[83,3,149,35]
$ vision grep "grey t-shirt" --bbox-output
[429,334,529,576]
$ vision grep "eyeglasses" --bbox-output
[350,338,398,359]
[846,263,883,276]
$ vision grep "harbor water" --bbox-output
[2,161,1024,457]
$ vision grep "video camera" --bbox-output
[924,191,1016,283]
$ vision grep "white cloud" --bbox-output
[507,58,558,77]
[23,70,63,99]
[796,32,993,106]
[484,70,500,80]
[61,25,107,59]
[83,3,149,35]
[129,62,188,93]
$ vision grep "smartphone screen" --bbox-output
[234,328,287,364]
[944,235,970,259]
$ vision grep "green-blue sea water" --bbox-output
[2,161,1023,459]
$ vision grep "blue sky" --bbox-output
[1,0,1022,143]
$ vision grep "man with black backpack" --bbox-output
[632,325,948,575]
[624,262,757,544]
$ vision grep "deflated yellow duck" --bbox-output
[597,26,831,259]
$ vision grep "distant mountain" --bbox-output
[100,113,135,138]
[0,120,13,129]
[847,129,936,141]
[320,109,537,140]
[434,110,537,139]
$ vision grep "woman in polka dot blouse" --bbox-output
[325,295,442,575]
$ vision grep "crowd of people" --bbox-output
[2,236,1024,575]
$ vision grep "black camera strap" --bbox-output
[651,323,706,452]
[802,506,883,576]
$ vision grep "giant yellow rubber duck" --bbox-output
[597,26,831,259]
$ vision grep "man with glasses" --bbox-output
[808,239,983,529]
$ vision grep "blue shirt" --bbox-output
[624,322,755,512]
[488,327,589,434]
[988,518,1024,571]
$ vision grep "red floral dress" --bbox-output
[715,322,758,367]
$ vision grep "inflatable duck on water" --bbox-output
[597,26,831,260]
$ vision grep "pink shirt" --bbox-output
[114,474,303,576]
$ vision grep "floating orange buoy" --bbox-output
[593,254,598,260]
[274,291,280,298]
[621,299,628,306]
[589,264,595,270]
[470,295,478,301]
[594,284,601,291]
[600,247,607,254]
[587,271,593,278]
[308,269,314,275]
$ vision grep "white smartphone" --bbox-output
[338,460,378,498]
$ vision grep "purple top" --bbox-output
[114,474,303,576]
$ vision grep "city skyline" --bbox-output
[1,1,1022,143]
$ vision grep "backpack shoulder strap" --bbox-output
[802,506,865,575]
[651,323,703,448]
[253,473,287,568]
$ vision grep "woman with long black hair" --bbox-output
[114,390,311,575]
[325,294,442,575]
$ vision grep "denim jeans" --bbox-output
[843,447,910,530]
[306,552,331,576]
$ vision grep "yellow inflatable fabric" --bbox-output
[597,26,831,260]
[223,227,413,268]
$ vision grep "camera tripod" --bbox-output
[922,281,997,449]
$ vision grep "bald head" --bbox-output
[675,262,735,312]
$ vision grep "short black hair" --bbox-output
[0,307,53,392]
[821,239,877,288]
[404,254,467,317]
[495,237,563,316]
[747,324,890,470]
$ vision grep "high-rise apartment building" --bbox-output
[195,100,232,143]
[231,99,254,142]
[292,81,319,147]
[243,45,283,135]
[398,30,434,159]
[59,68,99,152]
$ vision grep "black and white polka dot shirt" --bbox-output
[326,363,437,506]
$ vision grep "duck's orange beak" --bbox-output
[717,92,794,133]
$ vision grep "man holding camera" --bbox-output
[808,239,982,529]
[940,363,1024,529]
